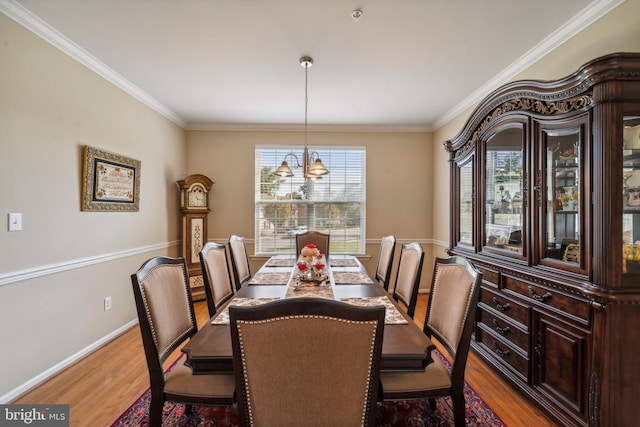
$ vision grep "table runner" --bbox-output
[340,296,409,324]
[284,274,335,299]
[332,271,375,284]
[284,284,334,299]
[248,271,291,285]
[211,298,280,324]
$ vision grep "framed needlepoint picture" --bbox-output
[81,145,141,212]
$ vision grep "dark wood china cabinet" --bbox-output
[446,53,640,427]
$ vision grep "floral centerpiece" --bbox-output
[300,243,320,261]
[297,244,327,283]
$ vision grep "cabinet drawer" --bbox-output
[476,266,500,286]
[477,327,529,380]
[502,275,590,324]
[478,307,529,353]
[479,286,530,330]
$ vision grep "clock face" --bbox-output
[187,186,207,207]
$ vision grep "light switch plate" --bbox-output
[8,213,22,231]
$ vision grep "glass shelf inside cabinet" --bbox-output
[484,126,524,255]
[544,128,581,264]
[623,116,640,274]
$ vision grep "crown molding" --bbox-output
[185,123,432,133]
[0,0,187,128]
[433,0,626,131]
[2,0,623,134]
[0,0,431,134]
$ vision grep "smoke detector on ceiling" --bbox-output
[351,10,363,21]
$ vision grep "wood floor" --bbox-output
[12,294,557,426]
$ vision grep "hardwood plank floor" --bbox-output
[12,295,556,426]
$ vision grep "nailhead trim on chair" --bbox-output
[430,263,475,351]
[236,315,379,427]
[140,263,194,361]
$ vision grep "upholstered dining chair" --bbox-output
[380,256,482,427]
[295,230,330,256]
[375,235,396,291]
[391,242,425,319]
[229,235,252,289]
[199,242,235,318]
[229,298,385,427]
[130,256,235,427]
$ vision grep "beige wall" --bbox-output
[432,0,640,248]
[2,0,640,405]
[185,130,435,278]
[0,14,186,400]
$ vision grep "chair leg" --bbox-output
[428,397,436,411]
[451,388,466,427]
[149,395,164,427]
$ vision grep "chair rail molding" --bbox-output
[0,241,180,287]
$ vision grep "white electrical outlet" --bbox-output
[8,213,22,231]
[104,296,112,311]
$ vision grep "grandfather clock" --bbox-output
[177,174,214,301]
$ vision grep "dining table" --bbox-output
[182,254,435,373]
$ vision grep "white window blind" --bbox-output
[255,146,366,255]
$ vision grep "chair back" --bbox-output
[199,242,235,318]
[375,235,396,291]
[391,243,425,318]
[424,256,482,383]
[230,298,384,427]
[295,231,330,256]
[130,257,197,387]
[229,235,251,289]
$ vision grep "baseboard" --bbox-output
[0,319,138,404]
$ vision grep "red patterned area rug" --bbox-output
[111,351,505,427]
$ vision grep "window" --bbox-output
[255,146,366,255]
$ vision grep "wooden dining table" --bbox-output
[182,254,435,373]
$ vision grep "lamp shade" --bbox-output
[275,161,294,177]
[308,158,329,176]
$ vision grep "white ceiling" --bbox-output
[2,0,622,131]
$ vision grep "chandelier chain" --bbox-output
[273,55,327,179]
[304,62,308,147]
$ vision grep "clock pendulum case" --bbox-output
[176,174,214,301]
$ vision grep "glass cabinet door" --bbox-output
[623,116,640,275]
[484,125,525,257]
[541,124,584,269]
[459,158,474,246]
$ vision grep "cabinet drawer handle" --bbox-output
[527,286,552,302]
[492,319,510,334]
[492,340,511,357]
[492,297,511,312]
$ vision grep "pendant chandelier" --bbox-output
[274,56,329,179]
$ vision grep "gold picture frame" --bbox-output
[81,146,141,212]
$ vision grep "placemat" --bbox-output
[264,258,296,267]
[330,258,358,267]
[333,271,375,284]
[211,298,280,324]
[248,271,291,285]
[340,296,409,324]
